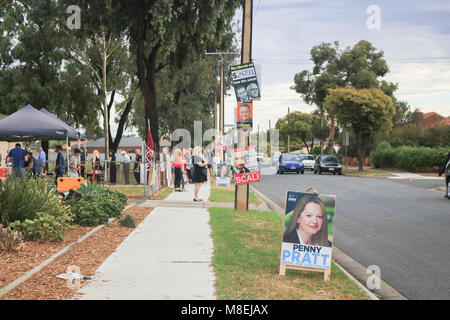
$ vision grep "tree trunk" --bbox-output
[328,113,335,154]
[110,96,134,152]
[357,131,364,171]
[136,25,160,159]
[303,141,310,154]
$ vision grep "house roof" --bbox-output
[440,117,450,126]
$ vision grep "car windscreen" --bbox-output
[281,154,299,161]
[322,156,338,163]
[300,156,315,160]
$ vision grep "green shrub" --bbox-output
[0,177,68,226]
[371,144,449,171]
[104,189,127,206]
[86,193,124,218]
[9,212,71,242]
[71,200,109,226]
[119,214,136,228]
[68,184,127,226]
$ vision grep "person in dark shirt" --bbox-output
[79,147,87,178]
[133,149,142,184]
[25,151,38,177]
[7,143,28,179]
[54,145,65,185]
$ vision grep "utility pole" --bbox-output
[205,51,239,161]
[235,0,253,211]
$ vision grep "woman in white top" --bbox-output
[68,148,81,177]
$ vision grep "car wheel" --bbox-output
[296,171,299,174]
[314,169,317,174]
[318,168,322,174]
[301,170,304,174]
[333,172,336,175]
[338,171,342,175]
[280,170,283,174]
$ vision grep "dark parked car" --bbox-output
[277,153,304,174]
[314,155,342,175]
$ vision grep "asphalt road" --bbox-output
[253,164,450,300]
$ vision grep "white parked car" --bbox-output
[299,154,316,170]
[256,153,264,162]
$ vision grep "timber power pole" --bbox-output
[205,51,239,161]
[235,0,253,211]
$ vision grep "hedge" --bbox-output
[370,142,449,171]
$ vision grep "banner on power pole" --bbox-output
[231,62,260,102]
[232,146,260,185]
[237,102,253,131]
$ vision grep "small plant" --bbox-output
[119,214,136,228]
[9,212,72,242]
[0,224,24,252]
[77,181,104,196]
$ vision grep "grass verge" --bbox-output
[209,207,369,300]
[106,185,173,199]
[344,168,394,177]
[209,186,262,205]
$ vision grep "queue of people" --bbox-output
[165,146,212,202]
[3,144,145,186]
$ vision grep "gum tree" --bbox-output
[325,87,395,171]
[292,40,397,154]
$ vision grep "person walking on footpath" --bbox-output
[121,150,131,184]
[171,148,185,192]
[133,149,142,184]
[192,146,207,202]
[54,145,65,185]
[37,147,46,177]
[7,143,28,179]
[439,152,450,199]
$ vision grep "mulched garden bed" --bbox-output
[1,205,153,300]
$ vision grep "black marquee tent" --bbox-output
[0,104,86,169]
[0,105,80,141]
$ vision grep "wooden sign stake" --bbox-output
[278,186,331,281]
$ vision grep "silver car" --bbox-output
[299,154,315,170]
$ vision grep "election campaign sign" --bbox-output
[237,102,253,131]
[279,191,336,279]
[216,162,230,187]
[0,167,7,179]
[231,62,260,103]
[214,134,226,151]
[232,146,260,185]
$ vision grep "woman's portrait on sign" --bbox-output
[283,192,335,247]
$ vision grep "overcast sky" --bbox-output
[223,0,450,132]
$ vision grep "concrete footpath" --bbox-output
[76,182,215,300]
